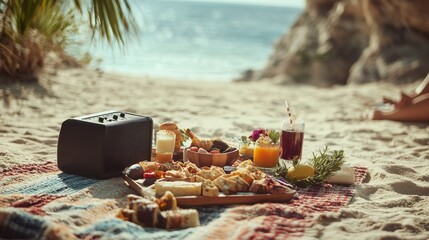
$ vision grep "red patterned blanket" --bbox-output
[0,162,367,239]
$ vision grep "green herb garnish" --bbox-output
[275,146,345,187]
[180,129,190,146]
[268,130,280,144]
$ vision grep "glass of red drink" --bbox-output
[280,121,304,160]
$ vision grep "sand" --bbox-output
[1,67,429,239]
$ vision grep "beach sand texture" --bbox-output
[1,68,429,239]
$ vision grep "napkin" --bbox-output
[327,165,355,185]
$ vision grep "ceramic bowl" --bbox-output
[184,148,239,167]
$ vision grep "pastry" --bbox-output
[249,177,292,194]
[197,166,225,180]
[230,168,254,185]
[155,191,177,211]
[118,193,199,230]
[127,194,152,209]
[240,164,266,180]
[213,175,238,194]
[130,198,160,227]
[226,175,249,192]
[202,180,219,197]
[165,169,188,181]
[183,161,200,174]
[116,208,135,221]
[195,176,219,197]
[157,209,200,229]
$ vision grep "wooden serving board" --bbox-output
[123,175,296,207]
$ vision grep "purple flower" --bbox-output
[249,128,268,142]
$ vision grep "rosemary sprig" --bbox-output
[274,146,345,187]
[274,158,289,178]
[180,129,190,146]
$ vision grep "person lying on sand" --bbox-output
[371,73,429,122]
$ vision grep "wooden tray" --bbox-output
[123,174,296,207]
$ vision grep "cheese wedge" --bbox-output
[202,179,219,197]
[155,181,202,197]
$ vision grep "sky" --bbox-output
[176,0,306,8]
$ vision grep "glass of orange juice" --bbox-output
[156,130,176,163]
[253,137,280,168]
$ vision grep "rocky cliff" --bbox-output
[239,0,429,86]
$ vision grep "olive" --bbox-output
[126,164,144,180]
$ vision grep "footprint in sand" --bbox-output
[232,121,253,131]
[413,137,429,145]
[11,139,27,144]
[417,174,429,181]
[42,139,58,146]
[351,129,377,134]
[361,146,376,151]
[48,126,60,131]
[355,185,378,200]
[382,165,417,176]
[390,180,429,196]
[380,222,420,233]
[377,195,423,208]
[370,134,392,142]
[324,132,343,138]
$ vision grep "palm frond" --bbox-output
[0,0,139,80]
[82,0,137,45]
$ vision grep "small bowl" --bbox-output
[184,148,239,167]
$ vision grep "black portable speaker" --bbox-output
[57,110,153,179]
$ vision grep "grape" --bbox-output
[126,164,144,180]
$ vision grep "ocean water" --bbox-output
[83,0,302,81]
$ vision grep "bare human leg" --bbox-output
[381,73,429,108]
[372,93,429,122]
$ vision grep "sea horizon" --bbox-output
[74,0,303,81]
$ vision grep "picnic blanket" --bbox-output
[0,162,367,239]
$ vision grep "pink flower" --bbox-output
[249,128,268,142]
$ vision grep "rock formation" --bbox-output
[238,0,429,85]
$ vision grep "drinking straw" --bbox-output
[284,100,293,124]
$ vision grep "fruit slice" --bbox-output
[287,164,315,180]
